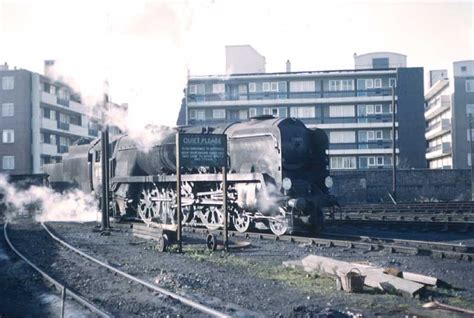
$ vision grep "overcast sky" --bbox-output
[0,0,473,128]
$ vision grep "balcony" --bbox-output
[187,93,394,108]
[69,100,87,113]
[41,117,58,131]
[425,119,451,140]
[69,123,88,136]
[426,142,452,160]
[425,95,451,120]
[41,91,57,105]
[41,143,58,156]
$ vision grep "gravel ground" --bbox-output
[4,221,203,317]
[3,219,474,317]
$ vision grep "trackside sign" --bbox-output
[178,133,227,168]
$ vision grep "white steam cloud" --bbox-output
[0,174,99,223]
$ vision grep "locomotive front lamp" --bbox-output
[325,176,334,188]
[282,177,292,191]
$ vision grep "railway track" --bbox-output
[324,202,474,232]
[4,221,229,317]
[184,226,474,261]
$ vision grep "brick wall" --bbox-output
[331,169,472,204]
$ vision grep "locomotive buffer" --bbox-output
[176,133,228,252]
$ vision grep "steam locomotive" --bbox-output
[44,116,336,236]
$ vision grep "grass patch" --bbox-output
[183,247,334,294]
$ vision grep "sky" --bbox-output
[0,0,473,129]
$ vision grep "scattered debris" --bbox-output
[423,300,474,315]
[283,255,437,298]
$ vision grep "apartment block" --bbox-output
[0,62,124,174]
[185,52,426,170]
[425,60,474,169]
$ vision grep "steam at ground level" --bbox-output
[0,174,99,223]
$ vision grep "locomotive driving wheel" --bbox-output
[138,185,159,225]
[232,211,252,233]
[269,207,289,236]
[202,206,224,230]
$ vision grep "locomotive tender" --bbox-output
[44,116,335,236]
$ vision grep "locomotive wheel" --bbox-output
[269,208,289,236]
[203,206,224,230]
[232,212,252,233]
[138,186,158,224]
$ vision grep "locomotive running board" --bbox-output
[111,173,265,184]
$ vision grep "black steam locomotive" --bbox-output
[44,116,336,235]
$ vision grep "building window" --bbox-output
[461,66,467,72]
[2,76,14,90]
[2,130,14,143]
[330,157,356,170]
[329,105,355,117]
[375,104,383,114]
[467,129,474,141]
[57,88,69,100]
[249,83,256,92]
[374,78,382,88]
[329,131,356,143]
[270,82,278,92]
[239,110,248,120]
[366,104,374,115]
[365,79,374,89]
[51,110,56,120]
[196,110,205,120]
[375,130,383,140]
[263,107,279,117]
[212,109,226,119]
[290,81,315,92]
[212,83,225,94]
[466,104,474,115]
[329,79,354,91]
[188,85,197,94]
[249,108,257,117]
[1,103,14,117]
[2,156,14,170]
[262,82,270,92]
[290,106,315,118]
[50,134,57,145]
[389,78,397,88]
[466,80,474,92]
[59,112,69,123]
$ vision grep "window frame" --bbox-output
[249,83,257,92]
[466,79,474,93]
[212,109,226,119]
[2,156,15,170]
[262,82,270,92]
[1,103,14,117]
[2,129,14,143]
[212,83,225,94]
[249,108,257,117]
[2,76,14,90]
[188,85,197,94]
[374,78,382,88]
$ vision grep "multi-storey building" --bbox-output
[185,52,426,170]
[425,60,474,169]
[0,62,124,174]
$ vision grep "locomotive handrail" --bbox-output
[111,172,267,184]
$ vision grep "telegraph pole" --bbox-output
[470,114,474,200]
[391,85,397,203]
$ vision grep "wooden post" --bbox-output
[223,165,228,251]
[176,133,182,253]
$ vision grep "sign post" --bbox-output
[176,132,182,252]
[176,133,228,252]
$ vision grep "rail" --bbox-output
[3,222,111,318]
[41,222,230,318]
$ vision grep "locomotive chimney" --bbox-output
[286,60,291,73]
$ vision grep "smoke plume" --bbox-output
[0,174,99,223]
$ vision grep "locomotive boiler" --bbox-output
[44,116,336,236]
